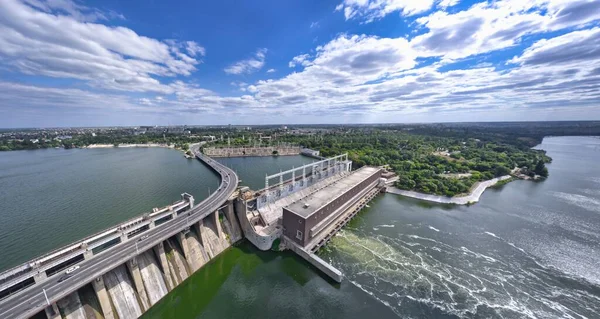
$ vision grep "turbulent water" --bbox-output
[321,136,600,318]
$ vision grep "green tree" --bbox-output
[534,160,549,177]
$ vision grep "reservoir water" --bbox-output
[0,147,219,271]
[2,137,600,318]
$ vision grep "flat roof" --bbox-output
[285,166,380,218]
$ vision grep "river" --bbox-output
[146,136,600,318]
[0,147,220,271]
[2,137,599,318]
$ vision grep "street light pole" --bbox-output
[135,241,139,255]
[43,288,50,305]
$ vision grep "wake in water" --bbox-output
[323,230,600,319]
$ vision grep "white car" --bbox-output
[65,265,80,274]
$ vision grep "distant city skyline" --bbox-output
[1,0,600,127]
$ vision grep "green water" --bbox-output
[142,241,397,319]
[0,147,219,271]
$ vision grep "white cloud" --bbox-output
[510,27,600,66]
[185,41,206,57]
[224,48,268,75]
[411,0,600,62]
[3,0,600,126]
[335,0,436,23]
[22,0,125,22]
[0,0,201,93]
[438,0,460,9]
[289,54,312,68]
[310,21,320,28]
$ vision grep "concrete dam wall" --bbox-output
[203,146,301,157]
[38,205,243,319]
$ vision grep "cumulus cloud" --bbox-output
[22,0,125,22]
[438,0,460,9]
[411,0,600,62]
[510,27,600,66]
[0,0,201,93]
[289,54,312,68]
[224,48,268,75]
[185,41,206,57]
[3,0,600,125]
[335,0,436,23]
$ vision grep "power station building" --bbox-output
[282,166,382,248]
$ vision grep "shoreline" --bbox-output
[387,175,512,205]
[85,143,175,149]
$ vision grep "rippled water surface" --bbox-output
[0,147,219,271]
[320,136,600,318]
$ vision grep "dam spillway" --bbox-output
[16,203,244,319]
[0,151,242,319]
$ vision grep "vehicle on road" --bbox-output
[137,234,149,241]
[65,265,79,274]
[58,274,72,282]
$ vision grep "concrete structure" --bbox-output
[235,154,384,282]
[282,167,381,248]
[300,148,321,158]
[236,154,352,251]
[0,147,242,319]
[203,146,301,157]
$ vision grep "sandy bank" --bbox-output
[387,175,511,205]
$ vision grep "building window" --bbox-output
[296,230,303,240]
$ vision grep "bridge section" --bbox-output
[0,149,241,319]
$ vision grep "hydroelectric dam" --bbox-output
[0,149,386,319]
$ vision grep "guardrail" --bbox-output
[0,197,192,289]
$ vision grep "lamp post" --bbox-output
[43,288,50,305]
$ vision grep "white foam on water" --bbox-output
[428,226,440,232]
[553,191,600,213]
[587,176,600,185]
[460,246,498,263]
[484,231,498,238]
[330,227,600,319]
[377,224,395,228]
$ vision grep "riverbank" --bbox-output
[85,143,175,149]
[387,175,511,205]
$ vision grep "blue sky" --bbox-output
[1,0,600,127]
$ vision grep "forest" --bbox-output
[278,127,552,197]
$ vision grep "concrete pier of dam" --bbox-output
[0,151,243,319]
[203,145,302,157]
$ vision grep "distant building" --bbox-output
[202,135,216,141]
[301,148,320,157]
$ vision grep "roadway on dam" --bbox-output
[0,151,238,319]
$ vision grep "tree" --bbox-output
[534,160,549,177]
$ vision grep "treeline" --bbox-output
[279,130,551,197]
[0,133,195,151]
